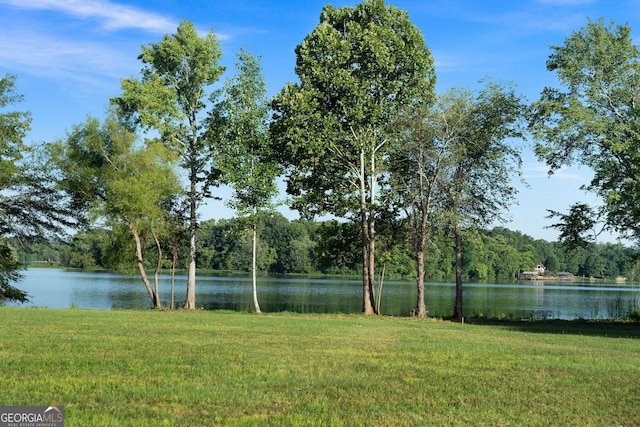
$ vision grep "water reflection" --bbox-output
[7,268,640,320]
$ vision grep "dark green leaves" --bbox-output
[531,18,640,244]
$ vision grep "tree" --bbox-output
[50,114,180,308]
[438,83,526,320]
[530,19,640,246]
[210,49,278,313]
[112,20,225,309]
[271,0,435,314]
[0,74,78,303]
[390,95,467,317]
[260,215,314,274]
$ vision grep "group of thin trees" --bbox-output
[2,1,640,320]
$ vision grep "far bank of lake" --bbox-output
[8,268,640,320]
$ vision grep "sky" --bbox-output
[1,0,638,243]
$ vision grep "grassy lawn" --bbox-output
[0,308,638,426]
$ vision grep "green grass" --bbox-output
[0,308,638,426]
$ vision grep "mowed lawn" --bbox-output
[0,308,638,426]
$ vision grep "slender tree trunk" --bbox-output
[376,263,385,315]
[184,178,197,310]
[130,224,159,308]
[359,149,376,315]
[369,147,379,315]
[368,219,377,314]
[152,229,162,308]
[415,249,427,317]
[252,220,261,313]
[171,254,176,309]
[360,212,375,315]
[453,219,463,321]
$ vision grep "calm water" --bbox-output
[7,268,640,320]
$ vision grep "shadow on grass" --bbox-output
[460,318,640,339]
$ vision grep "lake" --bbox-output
[7,268,640,320]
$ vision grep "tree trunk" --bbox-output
[184,179,197,310]
[171,253,176,309]
[415,249,427,317]
[368,218,377,314]
[130,224,160,308]
[361,213,375,315]
[453,219,463,321]
[252,221,261,313]
[376,263,385,315]
[152,229,162,308]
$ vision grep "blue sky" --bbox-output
[1,0,637,242]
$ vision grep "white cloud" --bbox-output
[0,0,177,33]
[0,26,137,84]
[523,162,590,182]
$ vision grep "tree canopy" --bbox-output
[530,18,640,246]
[0,74,78,302]
[271,0,436,314]
[112,20,225,309]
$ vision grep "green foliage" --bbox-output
[112,20,226,308]
[272,0,436,218]
[260,215,315,274]
[51,113,180,227]
[270,0,448,310]
[43,217,640,281]
[0,74,30,188]
[0,73,78,302]
[314,220,362,274]
[0,239,27,303]
[59,229,108,269]
[531,18,640,245]
[211,49,278,218]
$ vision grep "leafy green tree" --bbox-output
[112,20,225,309]
[228,229,277,273]
[530,19,640,246]
[50,114,180,307]
[439,82,526,320]
[259,215,315,274]
[315,220,362,275]
[0,240,25,303]
[0,74,77,302]
[60,228,109,269]
[271,0,435,314]
[210,49,278,313]
[463,232,491,280]
[197,219,240,271]
[391,92,470,316]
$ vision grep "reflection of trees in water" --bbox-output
[17,269,640,319]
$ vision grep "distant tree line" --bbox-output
[17,215,640,281]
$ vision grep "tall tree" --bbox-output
[112,20,225,309]
[390,95,467,318]
[50,114,180,308]
[530,18,640,246]
[439,83,526,320]
[0,74,77,302]
[210,49,278,313]
[271,0,435,314]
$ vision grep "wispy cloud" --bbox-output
[0,0,177,33]
[523,162,590,182]
[0,26,137,84]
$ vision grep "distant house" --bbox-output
[518,263,546,281]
